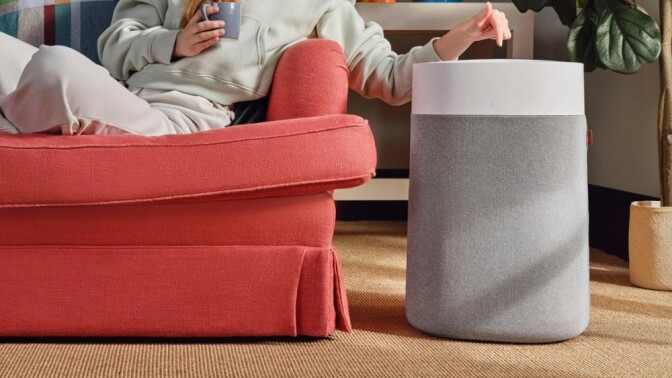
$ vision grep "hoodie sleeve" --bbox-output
[97,0,180,81]
[316,0,442,106]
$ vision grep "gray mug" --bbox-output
[201,2,241,40]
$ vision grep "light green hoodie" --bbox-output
[97,0,442,107]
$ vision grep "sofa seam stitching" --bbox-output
[0,121,367,150]
[0,171,375,208]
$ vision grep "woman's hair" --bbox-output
[181,0,202,28]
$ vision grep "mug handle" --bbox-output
[200,3,215,21]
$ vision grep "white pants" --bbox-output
[0,33,234,135]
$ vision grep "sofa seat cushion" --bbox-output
[0,114,376,208]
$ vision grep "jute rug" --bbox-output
[1,221,671,377]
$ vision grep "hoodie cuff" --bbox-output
[413,37,443,63]
[150,29,180,65]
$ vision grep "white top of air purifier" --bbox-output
[411,60,584,115]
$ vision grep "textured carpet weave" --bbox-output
[1,221,671,377]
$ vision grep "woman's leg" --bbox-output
[0,32,38,97]
[0,45,183,135]
[0,33,38,133]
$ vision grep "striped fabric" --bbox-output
[0,0,118,63]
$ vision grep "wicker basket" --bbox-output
[629,201,672,291]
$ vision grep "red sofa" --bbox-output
[0,39,377,337]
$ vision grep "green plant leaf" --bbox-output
[511,0,549,13]
[595,0,661,73]
[551,0,578,26]
[568,6,600,71]
[576,0,590,8]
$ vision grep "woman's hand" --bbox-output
[173,6,226,59]
[433,2,511,61]
[462,2,511,47]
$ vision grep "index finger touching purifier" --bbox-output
[406,60,589,343]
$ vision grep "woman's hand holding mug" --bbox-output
[173,5,225,59]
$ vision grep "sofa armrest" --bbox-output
[267,39,349,121]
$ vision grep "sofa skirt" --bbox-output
[0,244,350,337]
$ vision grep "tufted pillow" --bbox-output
[0,0,118,63]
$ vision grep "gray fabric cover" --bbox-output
[406,115,590,343]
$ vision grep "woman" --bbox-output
[0,0,510,135]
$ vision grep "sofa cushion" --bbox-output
[0,0,117,63]
[0,114,376,207]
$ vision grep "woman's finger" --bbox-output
[203,5,220,20]
[480,28,497,41]
[473,2,493,27]
[188,5,218,27]
[194,36,220,54]
[187,9,203,27]
[481,26,511,43]
[197,20,225,33]
[490,10,505,47]
[196,28,225,42]
[495,11,511,40]
[501,16,511,40]
[490,10,503,47]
